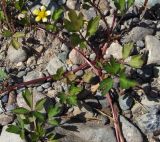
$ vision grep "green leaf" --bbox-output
[11,38,21,49]
[46,24,57,32]
[53,67,64,80]
[0,69,7,80]
[32,111,45,121]
[68,85,82,96]
[48,105,60,118]
[58,92,66,104]
[66,71,76,81]
[122,42,134,59]
[70,33,83,46]
[104,56,120,75]
[87,16,100,37]
[6,125,21,134]
[0,10,5,21]
[64,10,84,32]
[66,95,77,106]
[15,0,24,11]
[128,55,144,68]
[48,118,59,126]
[120,74,137,89]
[127,0,135,8]
[99,78,113,95]
[13,32,25,38]
[35,98,46,111]
[12,107,30,114]
[2,30,12,37]
[22,89,33,109]
[52,8,63,21]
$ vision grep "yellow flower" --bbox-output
[33,6,51,22]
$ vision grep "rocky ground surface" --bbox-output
[1,0,160,142]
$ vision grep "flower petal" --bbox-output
[45,11,51,16]
[40,6,46,11]
[42,17,47,22]
[35,16,41,22]
[33,9,40,15]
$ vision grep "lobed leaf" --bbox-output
[35,98,46,111]
[122,42,134,59]
[128,55,144,68]
[52,8,63,21]
[12,107,30,114]
[22,89,33,109]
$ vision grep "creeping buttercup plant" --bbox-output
[7,89,60,142]
[0,0,145,142]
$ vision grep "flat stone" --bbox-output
[23,70,44,82]
[123,27,154,43]
[0,125,25,142]
[55,123,117,142]
[66,0,79,10]
[119,95,134,111]
[145,35,160,65]
[120,115,143,142]
[134,0,160,8]
[135,105,160,134]
[7,46,27,63]
[0,114,14,126]
[69,49,86,65]
[105,42,122,59]
[46,56,65,75]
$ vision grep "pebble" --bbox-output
[136,40,145,49]
[55,123,117,142]
[17,71,26,78]
[0,114,14,126]
[23,70,44,82]
[120,115,143,142]
[119,94,134,111]
[123,27,154,43]
[46,56,65,75]
[1,95,8,103]
[69,49,86,65]
[105,42,122,59]
[75,70,84,76]
[61,43,69,52]
[66,0,78,10]
[89,53,96,61]
[145,35,160,65]
[36,86,44,92]
[135,105,160,134]
[7,46,27,63]
[42,82,51,89]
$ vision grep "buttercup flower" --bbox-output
[33,6,51,22]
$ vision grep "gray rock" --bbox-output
[119,95,134,111]
[7,46,27,63]
[42,82,51,89]
[0,125,25,142]
[46,56,65,75]
[89,53,96,61]
[75,70,84,76]
[61,43,69,52]
[1,95,8,103]
[56,123,117,142]
[66,0,78,10]
[82,8,97,20]
[69,49,86,65]
[136,40,145,49]
[135,105,160,134]
[37,86,44,92]
[5,104,16,112]
[134,0,160,7]
[58,0,66,5]
[0,101,4,114]
[17,71,26,78]
[58,52,68,63]
[0,114,14,126]
[145,35,160,65]
[123,27,154,43]
[23,70,44,82]
[120,115,143,142]
[105,42,122,59]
